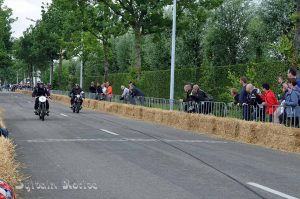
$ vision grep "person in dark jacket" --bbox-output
[245,84,265,121]
[32,82,50,114]
[96,82,103,100]
[239,76,249,120]
[190,85,212,114]
[288,67,300,88]
[89,81,96,99]
[69,84,83,107]
[129,85,145,105]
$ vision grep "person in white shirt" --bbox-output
[121,85,130,103]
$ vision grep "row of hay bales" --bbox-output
[18,90,300,153]
[0,109,22,190]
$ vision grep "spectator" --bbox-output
[261,83,278,122]
[96,82,103,100]
[129,84,145,105]
[275,83,288,124]
[239,76,249,120]
[89,82,96,99]
[230,88,239,105]
[284,79,300,127]
[183,84,193,112]
[191,85,212,114]
[106,82,113,102]
[288,67,300,87]
[120,85,130,103]
[101,83,107,100]
[278,76,284,86]
[245,84,264,121]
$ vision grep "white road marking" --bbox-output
[60,113,68,117]
[100,129,119,136]
[247,182,299,199]
[23,138,227,144]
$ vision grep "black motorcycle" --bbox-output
[37,96,49,121]
[72,92,84,113]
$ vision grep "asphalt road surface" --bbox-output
[1,92,300,199]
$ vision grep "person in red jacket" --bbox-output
[261,83,278,123]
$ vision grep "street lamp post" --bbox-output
[170,0,177,110]
[80,29,84,88]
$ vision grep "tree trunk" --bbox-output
[58,49,63,89]
[103,38,110,82]
[294,0,300,64]
[134,29,142,78]
[30,64,33,88]
[50,60,54,86]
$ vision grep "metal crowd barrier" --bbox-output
[49,90,299,128]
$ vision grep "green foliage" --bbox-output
[81,62,288,103]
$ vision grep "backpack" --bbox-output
[0,128,9,138]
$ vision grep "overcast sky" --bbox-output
[4,0,52,38]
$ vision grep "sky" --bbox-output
[4,0,52,38]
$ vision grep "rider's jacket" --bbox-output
[32,87,50,97]
[70,87,83,96]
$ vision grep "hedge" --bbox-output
[84,62,290,102]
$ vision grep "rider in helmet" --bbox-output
[32,82,50,114]
[69,84,83,108]
[0,180,15,199]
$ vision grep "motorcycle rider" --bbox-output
[69,84,84,108]
[32,82,50,115]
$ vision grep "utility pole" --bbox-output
[80,29,84,88]
[170,0,177,110]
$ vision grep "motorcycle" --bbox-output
[36,96,49,121]
[72,92,84,113]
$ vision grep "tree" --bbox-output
[0,0,14,83]
[203,0,253,66]
[97,0,172,76]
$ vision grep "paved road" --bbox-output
[1,92,300,199]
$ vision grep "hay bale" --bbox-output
[237,121,258,143]
[215,117,240,138]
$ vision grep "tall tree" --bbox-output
[0,0,14,83]
[97,0,172,76]
[203,0,253,66]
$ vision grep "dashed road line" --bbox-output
[100,129,119,136]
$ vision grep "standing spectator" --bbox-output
[89,81,96,99]
[284,79,300,127]
[120,85,130,103]
[101,83,107,100]
[106,82,113,102]
[288,67,300,87]
[245,84,264,121]
[182,84,193,112]
[239,76,249,120]
[261,83,278,123]
[191,85,212,114]
[230,88,239,105]
[129,84,145,105]
[96,82,103,100]
[275,83,288,124]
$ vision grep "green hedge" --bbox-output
[84,62,290,102]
